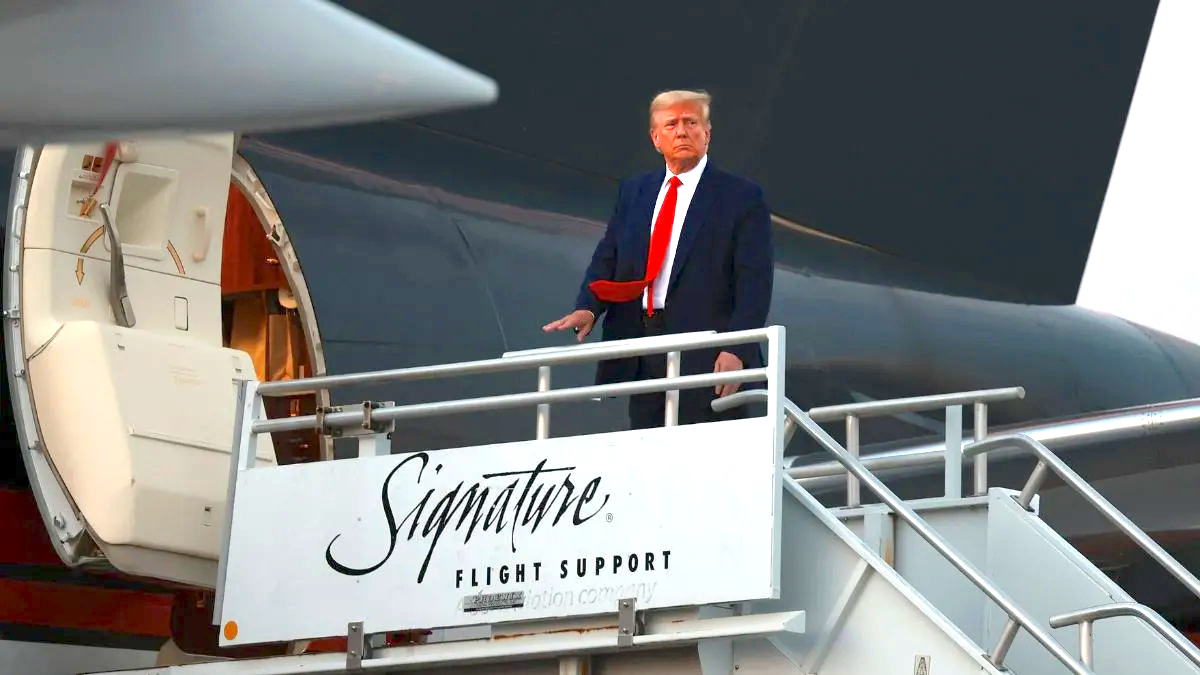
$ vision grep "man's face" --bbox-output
[650,101,710,169]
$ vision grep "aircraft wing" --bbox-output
[0,0,497,146]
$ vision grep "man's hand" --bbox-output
[713,351,743,398]
[543,310,595,342]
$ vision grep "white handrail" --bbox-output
[806,387,1024,422]
[716,385,1024,505]
[257,328,768,397]
[789,396,1200,485]
[1049,602,1200,669]
[714,390,1092,675]
[248,327,778,434]
[500,330,717,358]
[252,368,767,434]
[965,434,1200,603]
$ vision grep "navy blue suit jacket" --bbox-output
[574,160,774,385]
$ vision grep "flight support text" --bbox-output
[455,550,671,590]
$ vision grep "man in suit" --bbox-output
[543,89,774,429]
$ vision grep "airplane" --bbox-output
[1,0,1198,671]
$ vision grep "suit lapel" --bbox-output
[629,169,664,275]
[666,163,718,292]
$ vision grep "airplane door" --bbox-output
[4,137,277,588]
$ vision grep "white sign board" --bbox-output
[218,416,781,646]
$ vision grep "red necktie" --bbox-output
[589,175,682,316]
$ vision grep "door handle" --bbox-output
[99,203,136,328]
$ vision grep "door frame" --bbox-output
[229,151,331,461]
[2,145,93,567]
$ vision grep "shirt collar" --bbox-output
[666,154,708,187]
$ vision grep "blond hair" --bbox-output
[649,89,711,129]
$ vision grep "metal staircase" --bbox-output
[84,327,1200,674]
[718,388,1200,674]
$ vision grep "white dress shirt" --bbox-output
[644,153,708,310]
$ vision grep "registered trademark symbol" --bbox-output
[606,513,613,523]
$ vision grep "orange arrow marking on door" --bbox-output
[75,225,106,285]
[76,232,188,285]
[166,240,185,275]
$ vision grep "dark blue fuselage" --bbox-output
[0,0,1186,478]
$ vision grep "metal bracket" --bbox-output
[316,405,342,437]
[361,400,374,431]
[617,597,642,647]
[347,621,368,670]
[340,401,395,457]
[352,400,394,435]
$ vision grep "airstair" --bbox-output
[84,327,1200,674]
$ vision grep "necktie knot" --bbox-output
[668,176,682,188]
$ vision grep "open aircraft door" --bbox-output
[3,138,278,589]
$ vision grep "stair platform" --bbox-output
[78,327,1200,674]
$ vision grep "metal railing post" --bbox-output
[536,366,551,439]
[944,405,962,499]
[990,618,1020,668]
[973,401,988,495]
[214,379,259,625]
[665,351,681,427]
[1079,619,1094,668]
[1018,460,1049,510]
[846,415,860,507]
